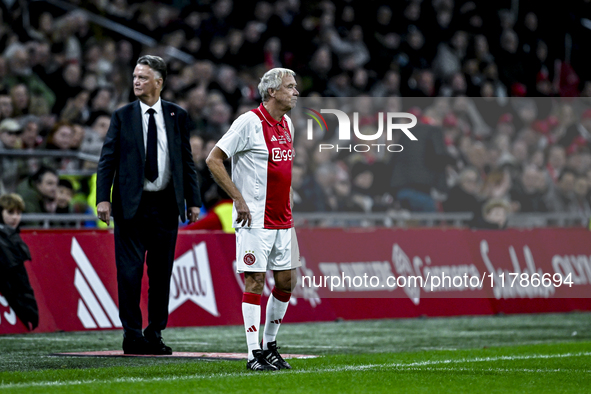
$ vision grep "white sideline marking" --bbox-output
[1,352,589,389]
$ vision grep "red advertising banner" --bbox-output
[1,228,590,335]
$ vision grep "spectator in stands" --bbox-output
[203,101,232,141]
[511,140,529,169]
[442,167,482,214]
[292,163,326,212]
[185,87,208,132]
[69,123,83,150]
[60,89,90,124]
[545,169,576,213]
[0,93,14,120]
[16,166,58,214]
[497,29,525,89]
[570,176,591,216]
[545,145,567,184]
[10,84,31,117]
[481,167,512,200]
[210,65,243,112]
[0,193,38,330]
[327,25,370,71]
[510,165,548,212]
[189,133,224,208]
[466,141,490,177]
[4,43,55,110]
[557,109,591,153]
[326,72,354,97]
[433,30,468,81]
[368,5,400,75]
[308,163,337,212]
[529,149,545,170]
[350,161,391,213]
[18,115,42,176]
[471,198,511,229]
[89,87,114,115]
[50,63,83,115]
[332,172,363,212]
[41,121,79,171]
[80,111,110,158]
[370,70,400,98]
[389,123,451,212]
[29,41,56,87]
[19,115,42,150]
[56,178,74,214]
[0,118,27,193]
[0,58,8,93]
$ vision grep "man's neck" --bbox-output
[263,102,287,122]
[139,96,159,107]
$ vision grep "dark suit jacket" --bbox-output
[96,100,201,222]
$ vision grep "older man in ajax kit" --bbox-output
[206,68,301,371]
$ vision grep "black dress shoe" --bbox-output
[122,337,150,355]
[146,338,173,355]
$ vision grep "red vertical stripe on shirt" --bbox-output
[251,105,293,229]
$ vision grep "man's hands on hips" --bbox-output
[97,201,112,226]
[188,207,200,223]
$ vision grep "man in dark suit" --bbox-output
[96,55,201,355]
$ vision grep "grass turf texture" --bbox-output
[0,312,590,393]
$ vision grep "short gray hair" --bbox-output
[137,55,167,82]
[258,68,296,102]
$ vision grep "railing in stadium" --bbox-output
[20,212,589,229]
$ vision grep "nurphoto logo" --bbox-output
[303,106,418,153]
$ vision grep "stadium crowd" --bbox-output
[1,0,591,227]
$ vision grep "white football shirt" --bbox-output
[216,104,294,229]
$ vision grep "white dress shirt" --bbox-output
[139,99,171,191]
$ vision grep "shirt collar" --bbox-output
[139,98,162,115]
[258,103,285,127]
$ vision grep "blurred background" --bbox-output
[1,0,591,229]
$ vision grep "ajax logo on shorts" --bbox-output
[244,250,256,266]
[271,148,293,162]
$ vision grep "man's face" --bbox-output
[0,130,20,148]
[37,172,58,199]
[460,170,480,195]
[548,147,566,170]
[56,186,73,208]
[91,115,111,139]
[11,85,28,109]
[9,49,30,75]
[52,125,73,150]
[485,206,507,227]
[133,64,162,102]
[521,169,538,192]
[63,64,81,86]
[271,74,298,111]
[190,135,204,163]
[2,208,21,228]
[0,95,13,117]
[92,89,111,110]
[574,177,588,197]
[558,173,575,195]
[71,124,85,148]
[21,122,39,147]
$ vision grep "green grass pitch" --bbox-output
[0,312,590,393]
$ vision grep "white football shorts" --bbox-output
[235,227,302,273]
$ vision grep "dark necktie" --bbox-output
[145,108,158,182]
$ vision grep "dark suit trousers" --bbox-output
[114,185,179,340]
